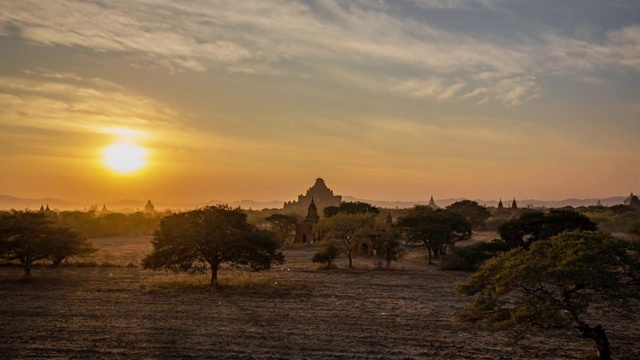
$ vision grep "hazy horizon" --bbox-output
[1,1,639,204]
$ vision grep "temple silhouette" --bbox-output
[283,178,342,214]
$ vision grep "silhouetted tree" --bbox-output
[323,201,380,218]
[0,211,95,279]
[496,209,597,250]
[458,231,640,360]
[610,204,636,215]
[373,226,404,269]
[316,213,376,268]
[143,205,284,287]
[446,200,491,230]
[265,213,301,245]
[48,227,96,266]
[311,245,339,268]
[397,206,471,264]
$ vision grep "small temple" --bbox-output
[511,198,518,209]
[625,192,640,210]
[386,210,393,224]
[145,200,155,213]
[284,178,342,214]
[294,197,320,244]
[427,195,438,209]
[497,198,504,209]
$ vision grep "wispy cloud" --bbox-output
[0,0,638,106]
[412,0,511,11]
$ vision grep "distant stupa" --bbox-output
[427,195,438,209]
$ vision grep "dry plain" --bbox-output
[1,234,638,359]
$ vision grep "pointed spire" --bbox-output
[40,204,45,212]
[386,209,393,224]
[498,198,504,209]
[428,195,438,209]
[305,197,319,223]
[511,198,518,209]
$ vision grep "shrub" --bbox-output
[312,245,339,268]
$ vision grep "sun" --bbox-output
[103,142,148,174]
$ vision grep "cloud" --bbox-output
[0,69,183,144]
[412,0,511,11]
[0,1,638,106]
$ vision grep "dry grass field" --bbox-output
[1,233,638,359]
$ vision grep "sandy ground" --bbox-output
[1,233,638,359]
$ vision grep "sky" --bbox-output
[0,0,639,205]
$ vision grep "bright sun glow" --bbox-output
[103,142,147,173]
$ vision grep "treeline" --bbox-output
[0,210,171,238]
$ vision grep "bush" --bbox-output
[441,241,502,271]
[312,245,339,268]
[628,218,640,237]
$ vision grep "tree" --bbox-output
[497,209,597,251]
[397,206,471,265]
[323,201,380,218]
[446,200,491,230]
[373,226,404,269]
[48,227,96,266]
[0,211,96,279]
[457,231,640,360]
[265,213,300,245]
[311,245,339,268]
[316,212,376,268]
[142,205,284,287]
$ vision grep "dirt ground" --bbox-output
[1,234,638,359]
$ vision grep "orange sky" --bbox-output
[1,1,639,204]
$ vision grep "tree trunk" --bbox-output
[348,253,353,268]
[578,324,611,360]
[427,247,433,265]
[210,266,219,287]
[327,259,332,268]
[23,259,32,280]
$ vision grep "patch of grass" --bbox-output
[142,272,281,291]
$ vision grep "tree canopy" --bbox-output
[457,231,640,360]
[316,212,376,268]
[446,200,491,230]
[265,213,301,245]
[397,206,471,264]
[323,201,380,218]
[497,209,597,250]
[143,205,284,287]
[0,211,95,279]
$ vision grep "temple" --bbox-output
[497,198,504,209]
[145,200,155,213]
[511,198,518,209]
[294,197,320,244]
[283,178,342,214]
[625,192,640,210]
[427,195,438,209]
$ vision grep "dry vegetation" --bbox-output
[1,233,639,359]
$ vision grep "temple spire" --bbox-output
[386,209,393,224]
[428,195,438,209]
[306,197,319,223]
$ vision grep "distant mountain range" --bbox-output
[0,194,629,212]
